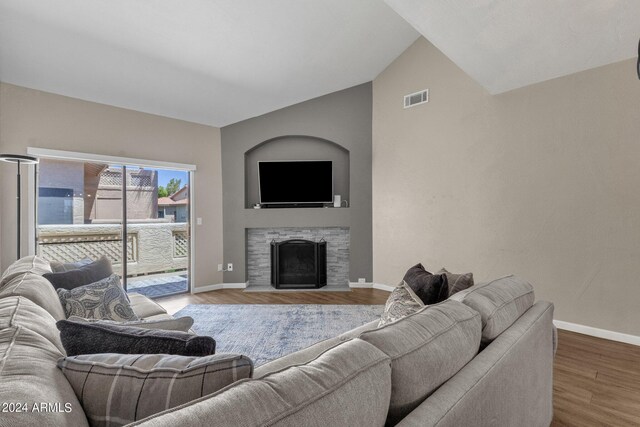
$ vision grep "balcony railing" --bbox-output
[37,222,188,277]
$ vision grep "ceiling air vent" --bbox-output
[403,89,428,108]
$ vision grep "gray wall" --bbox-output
[373,37,640,336]
[221,83,372,283]
[0,83,224,290]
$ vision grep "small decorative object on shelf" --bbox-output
[253,203,262,209]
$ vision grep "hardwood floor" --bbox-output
[552,329,640,426]
[155,288,390,315]
[156,289,640,426]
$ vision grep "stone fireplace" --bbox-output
[247,227,349,289]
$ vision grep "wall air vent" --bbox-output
[403,89,428,108]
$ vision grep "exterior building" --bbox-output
[158,185,189,223]
[38,159,158,224]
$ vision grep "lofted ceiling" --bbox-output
[0,0,418,127]
[384,0,640,94]
[1,1,638,127]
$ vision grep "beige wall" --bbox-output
[373,38,640,335]
[0,83,223,290]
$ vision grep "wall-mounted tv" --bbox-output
[258,160,333,206]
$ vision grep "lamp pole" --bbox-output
[0,154,39,260]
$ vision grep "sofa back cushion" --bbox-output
[130,339,392,427]
[0,296,65,354]
[450,275,535,343]
[0,272,66,321]
[0,326,89,427]
[0,255,52,287]
[359,300,481,426]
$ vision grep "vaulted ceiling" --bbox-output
[0,0,418,127]
[384,0,640,94]
[1,0,637,127]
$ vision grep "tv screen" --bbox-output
[259,161,333,205]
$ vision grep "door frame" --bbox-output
[27,147,197,295]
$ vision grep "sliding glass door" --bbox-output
[35,157,191,298]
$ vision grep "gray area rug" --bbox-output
[175,304,384,366]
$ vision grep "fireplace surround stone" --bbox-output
[247,227,349,288]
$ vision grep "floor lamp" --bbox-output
[0,154,39,260]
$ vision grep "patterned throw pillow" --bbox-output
[58,353,253,427]
[56,274,138,321]
[438,268,474,296]
[379,281,425,326]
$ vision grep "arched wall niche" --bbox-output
[244,135,350,208]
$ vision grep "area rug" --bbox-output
[174,304,384,366]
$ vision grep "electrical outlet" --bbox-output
[217,264,223,272]
[227,263,233,272]
[196,217,203,225]
[358,278,366,284]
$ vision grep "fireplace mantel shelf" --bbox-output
[242,207,351,229]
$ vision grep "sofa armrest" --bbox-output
[128,293,169,318]
[396,301,554,427]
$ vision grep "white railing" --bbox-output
[37,222,188,276]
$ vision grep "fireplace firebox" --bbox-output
[271,239,327,289]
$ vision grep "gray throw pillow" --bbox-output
[50,258,94,273]
[56,320,216,356]
[379,281,425,326]
[56,274,138,321]
[58,353,253,427]
[67,315,195,332]
[438,268,474,296]
[44,256,113,290]
[402,263,449,304]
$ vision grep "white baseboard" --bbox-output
[192,282,247,293]
[349,282,395,292]
[554,320,640,346]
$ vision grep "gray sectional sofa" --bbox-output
[0,256,555,426]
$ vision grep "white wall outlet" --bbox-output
[217,264,223,272]
[358,278,366,283]
[227,263,233,272]
[196,217,202,225]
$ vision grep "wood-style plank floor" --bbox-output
[156,289,640,426]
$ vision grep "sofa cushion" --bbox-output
[378,281,424,327]
[438,268,474,296]
[44,256,113,291]
[359,299,481,426]
[57,320,216,356]
[450,275,535,343]
[0,326,89,427]
[0,255,52,288]
[402,263,449,305]
[130,339,392,427]
[128,293,169,318]
[58,353,253,427]
[0,272,66,321]
[0,296,65,354]
[56,274,138,321]
[68,315,195,332]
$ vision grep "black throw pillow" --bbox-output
[56,320,216,357]
[43,256,113,290]
[402,263,449,305]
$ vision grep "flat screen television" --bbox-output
[258,160,333,206]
